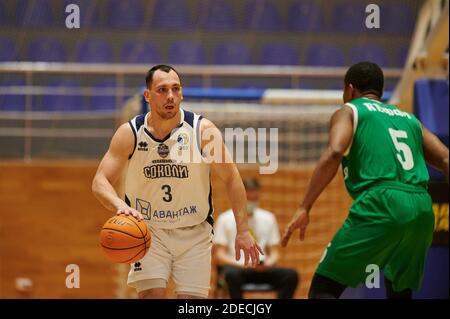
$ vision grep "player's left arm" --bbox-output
[281,106,354,246]
[200,118,264,267]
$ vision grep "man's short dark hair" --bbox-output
[145,64,181,88]
[243,178,260,190]
[344,61,384,97]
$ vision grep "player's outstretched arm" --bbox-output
[92,123,143,220]
[200,118,263,267]
[281,106,354,246]
[422,124,449,181]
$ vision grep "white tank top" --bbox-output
[125,108,213,229]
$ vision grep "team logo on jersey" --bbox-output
[136,198,151,220]
[138,141,148,151]
[157,143,169,158]
[177,133,189,145]
[177,133,189,151]
[133,262,142,272]
[143,164,189,179]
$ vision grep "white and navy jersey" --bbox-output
[124,108,213,230]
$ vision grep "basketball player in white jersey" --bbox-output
[92,64,263,299]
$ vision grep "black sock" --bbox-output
[384,277,412,299]
[308,273,347,299]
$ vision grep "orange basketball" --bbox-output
[100,214,151,264]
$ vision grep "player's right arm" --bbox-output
[92,123,143,220]
[215,245,244,268]
[422,124,449,181]
[281,106,354,246]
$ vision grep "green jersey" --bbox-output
[342,97,429,199]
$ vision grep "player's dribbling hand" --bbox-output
[235,230,264,268]
[116,206,144,221]
[281,206,310,247]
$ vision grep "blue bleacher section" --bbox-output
[306,44,345,66]
[152,0,191,30]
[288,0,325,33]
[413,79,449,180]
[37,79,83,111]
[0,37,17,61]
[332,3,367,34]
[75,38,113,63]
[383,3,415,35]
[168,40,206,65]
[0,1,8,26]
[28,38,66,62]
[199,0,236,31]
[244,0,282,31]
[16,0,54,27]
[0,0,418,67]
[0,79,26,111]
[121,40,160,64]
[107,0,144,29]
[350,43,389,67]
[0,0,422,111]
[214,42,251,65]
[260,43,298,65]
[90,79,117,111]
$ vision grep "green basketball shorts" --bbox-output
[316,186,434,292]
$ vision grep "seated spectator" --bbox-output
[214,177,299,299]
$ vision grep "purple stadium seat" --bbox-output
[27,38,67,62]
[0,79,26,111]
[107,0,144,29]
[120,40,160,64]
[75,38,113,63]
[39,79,83,111]
[214,42,251,65]
[260,43,298,65]
[396,46,409,67]
[90,80,117,111]
[244,0,282,31]
[306,44,344,66]
[350,44,389,67]
[152,0,190,30]
[62,0,102,28]
[332,3,366,34]
[288,1,325,32]
[199,0,236,31]
[0,38,18,61]
[168,40,206,65]
[16,0,54,27]
[0,0,10,26]
[383,3,415,35]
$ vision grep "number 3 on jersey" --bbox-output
[161,185,172,202]
[388,128,414,170]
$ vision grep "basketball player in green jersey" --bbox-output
[281,62,449,299]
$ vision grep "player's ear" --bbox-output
[144,88,151,103]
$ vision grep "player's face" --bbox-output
[146,70,183,120]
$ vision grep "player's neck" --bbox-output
[147,110,181,139]
[360,93,380,102]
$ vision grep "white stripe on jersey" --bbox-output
[125,108,213,229]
